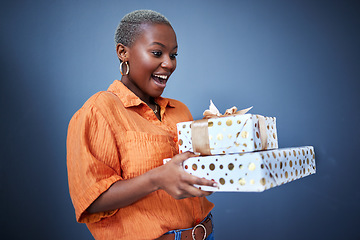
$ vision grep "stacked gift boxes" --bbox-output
[171,102,316,192]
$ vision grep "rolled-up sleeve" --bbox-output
[66,100,122,223]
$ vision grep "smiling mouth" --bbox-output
[151,74,169,87]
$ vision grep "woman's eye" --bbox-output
[170,53,178,60]
[152,51,162,57]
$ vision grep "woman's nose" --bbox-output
[161,57,176,70]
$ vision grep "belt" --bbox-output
[156,216,213,240]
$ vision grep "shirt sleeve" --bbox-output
[66,102,122,223]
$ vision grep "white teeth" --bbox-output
[153,74,168,80]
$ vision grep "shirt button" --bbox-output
[173,136,178,142]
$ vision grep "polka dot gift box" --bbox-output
[177,100,278,155]
[188,146,315,191]
[163,146,316,192]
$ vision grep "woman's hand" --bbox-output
[151,152,217,199]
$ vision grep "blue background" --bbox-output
[1,0,360,239]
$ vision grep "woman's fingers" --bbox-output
[176,179,215,199]
[182,172,217,187]
[171,172,216,199]
[170,151,199,165]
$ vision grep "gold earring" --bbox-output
[120,61,129,76]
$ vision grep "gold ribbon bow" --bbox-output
[191,100,267,155]
[202,100,253,119]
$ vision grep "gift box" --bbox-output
[177,114,278,156]
[177,101,278,156]
[175,146,316,192]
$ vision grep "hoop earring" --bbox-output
[120,61,129,76]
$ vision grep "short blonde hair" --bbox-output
[114,10,171,47]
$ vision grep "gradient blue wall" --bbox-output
[1,0,359,239]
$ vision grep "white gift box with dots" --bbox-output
[177,114,278,155]
[165,146,316,192]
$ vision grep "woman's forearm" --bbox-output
[86,169,159,213]
[86,152,216,214]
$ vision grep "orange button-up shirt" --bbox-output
[67,80,214,240]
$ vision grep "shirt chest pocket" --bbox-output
[120,131,175,179]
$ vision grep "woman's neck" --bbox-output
[120,78,152,105]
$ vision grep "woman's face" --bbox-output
[122,23,178,102]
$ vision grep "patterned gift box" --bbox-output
[173,146,316,192]
[177,114,278,155]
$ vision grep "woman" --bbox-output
[67,10,216,240]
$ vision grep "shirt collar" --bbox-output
[107,80,175,109]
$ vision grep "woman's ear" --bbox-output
[116,43,129,62]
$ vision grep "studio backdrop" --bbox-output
[1,0,359,239]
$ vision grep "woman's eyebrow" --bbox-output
[150,42,178,50]
[150,42,165,47]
